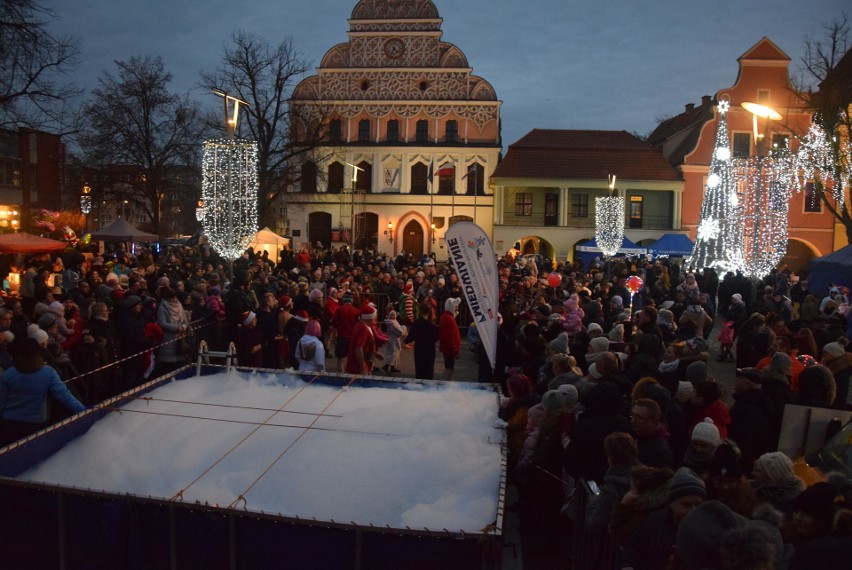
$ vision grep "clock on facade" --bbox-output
[384,38,405,59]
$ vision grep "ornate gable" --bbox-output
[738,37,791,62]
[351,0,440,22]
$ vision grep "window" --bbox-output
[445,120,458,143]
[410,163,428,194]
[732,133,751,158]
[0,158,22,187]
[355,161,371,192]
[438,164,454,195]
[629,195,644,229]
[757,89,770,105]
[466,163,484,195]
[545,194,558,226]
[804,182,822,213]
[416,120,429,143]
[358,119,371,142]
[300,161,317,193]
[327,162,344,194]
[571,194,588,218]
[327,119,342,143]
[515,193,533,216]
[386,119,400,143]
[771,134,789,150]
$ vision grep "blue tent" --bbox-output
[806,243,852,296]
[647,233,694,258]
[574,237,646,268]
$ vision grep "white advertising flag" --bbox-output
[444,222,499,372]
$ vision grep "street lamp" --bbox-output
[387,220,394,243]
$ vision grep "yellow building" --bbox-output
[289,0,501,260]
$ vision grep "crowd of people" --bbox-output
[1,241,852,567]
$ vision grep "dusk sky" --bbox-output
[50,0,848,148]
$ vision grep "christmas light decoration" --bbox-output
[795,120,842,203]
[80,184,92,215]
[689,101,742,272]
[595,192,624,260]
[201,138,259,260]
[735,148,796,279]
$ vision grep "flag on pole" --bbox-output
[427,160,434,187]
[461,165,477,179]
[444,222,499,372]
[436,165,454,177]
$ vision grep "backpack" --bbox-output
[299,340,316,361]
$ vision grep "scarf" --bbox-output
[163,299,185,325]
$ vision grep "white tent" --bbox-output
[249,227,289,261]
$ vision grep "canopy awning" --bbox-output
[89,218,158,242]
[0,232,66,254]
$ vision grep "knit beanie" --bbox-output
[691,418,721,447]
[822,340,847,359]
[48,301,65,315]
[587,322,603,335]
[589,336,610,353]
[676,381,696,403]
[548,332,570,355]
[37,312,57,330]
[669,467,707,501]
[677,501,748,570]
[685,361,708,383]
[755,452,797,484]
[608,323,624,342]
[308,289,323,302]
[541,389,569,414]
[556,383,579,407]
[27,323,48,345]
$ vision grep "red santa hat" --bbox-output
[278,295,293,308]
[360,305,377,320]
[242,311,256,326]
[293,310,309,323]
[403,281,413,294]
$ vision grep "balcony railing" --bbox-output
[500,212,674,230]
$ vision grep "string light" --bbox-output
[201,138,259,260]
[795,119,843,203]
[735,148,797,279]
[595,195,624,258]
[689,101,742,272]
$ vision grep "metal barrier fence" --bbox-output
[362,292,473,332]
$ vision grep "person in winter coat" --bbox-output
[728,368,778,474]
[155,287,190,374]
[566,381,632,483]
[562,297,585,335]
[498,373,540,469]
[345,305,381,375]
[751,451,806,518]
[381,310,406,374]
[236,311,263,367]
[688,381,731,439]
[0,337,85,447]
[296,319,325,372]
[585,432,639,535]
[682,418,721,477]
[610,465,674,546]
[821,338,852,409]
[438,297,461,380]
[619,467,706,569]
[631,398,674,468]
[404,302,439,380]
[116,295,152,391]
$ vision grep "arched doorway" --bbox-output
[308,211,332,248]
[402,220,424,259]
[782,239,820,274]
[515,235,555,260]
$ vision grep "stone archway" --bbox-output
[782,238,821,274]
[515,235,555,260]
[402,220,424,259]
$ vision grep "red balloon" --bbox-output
[626,275,644,294]
[547,272,562,288]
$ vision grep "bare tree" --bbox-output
[793,15,852,240]
[79,56,207,235]
[201,31,330,229]
[0,0,82,130]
